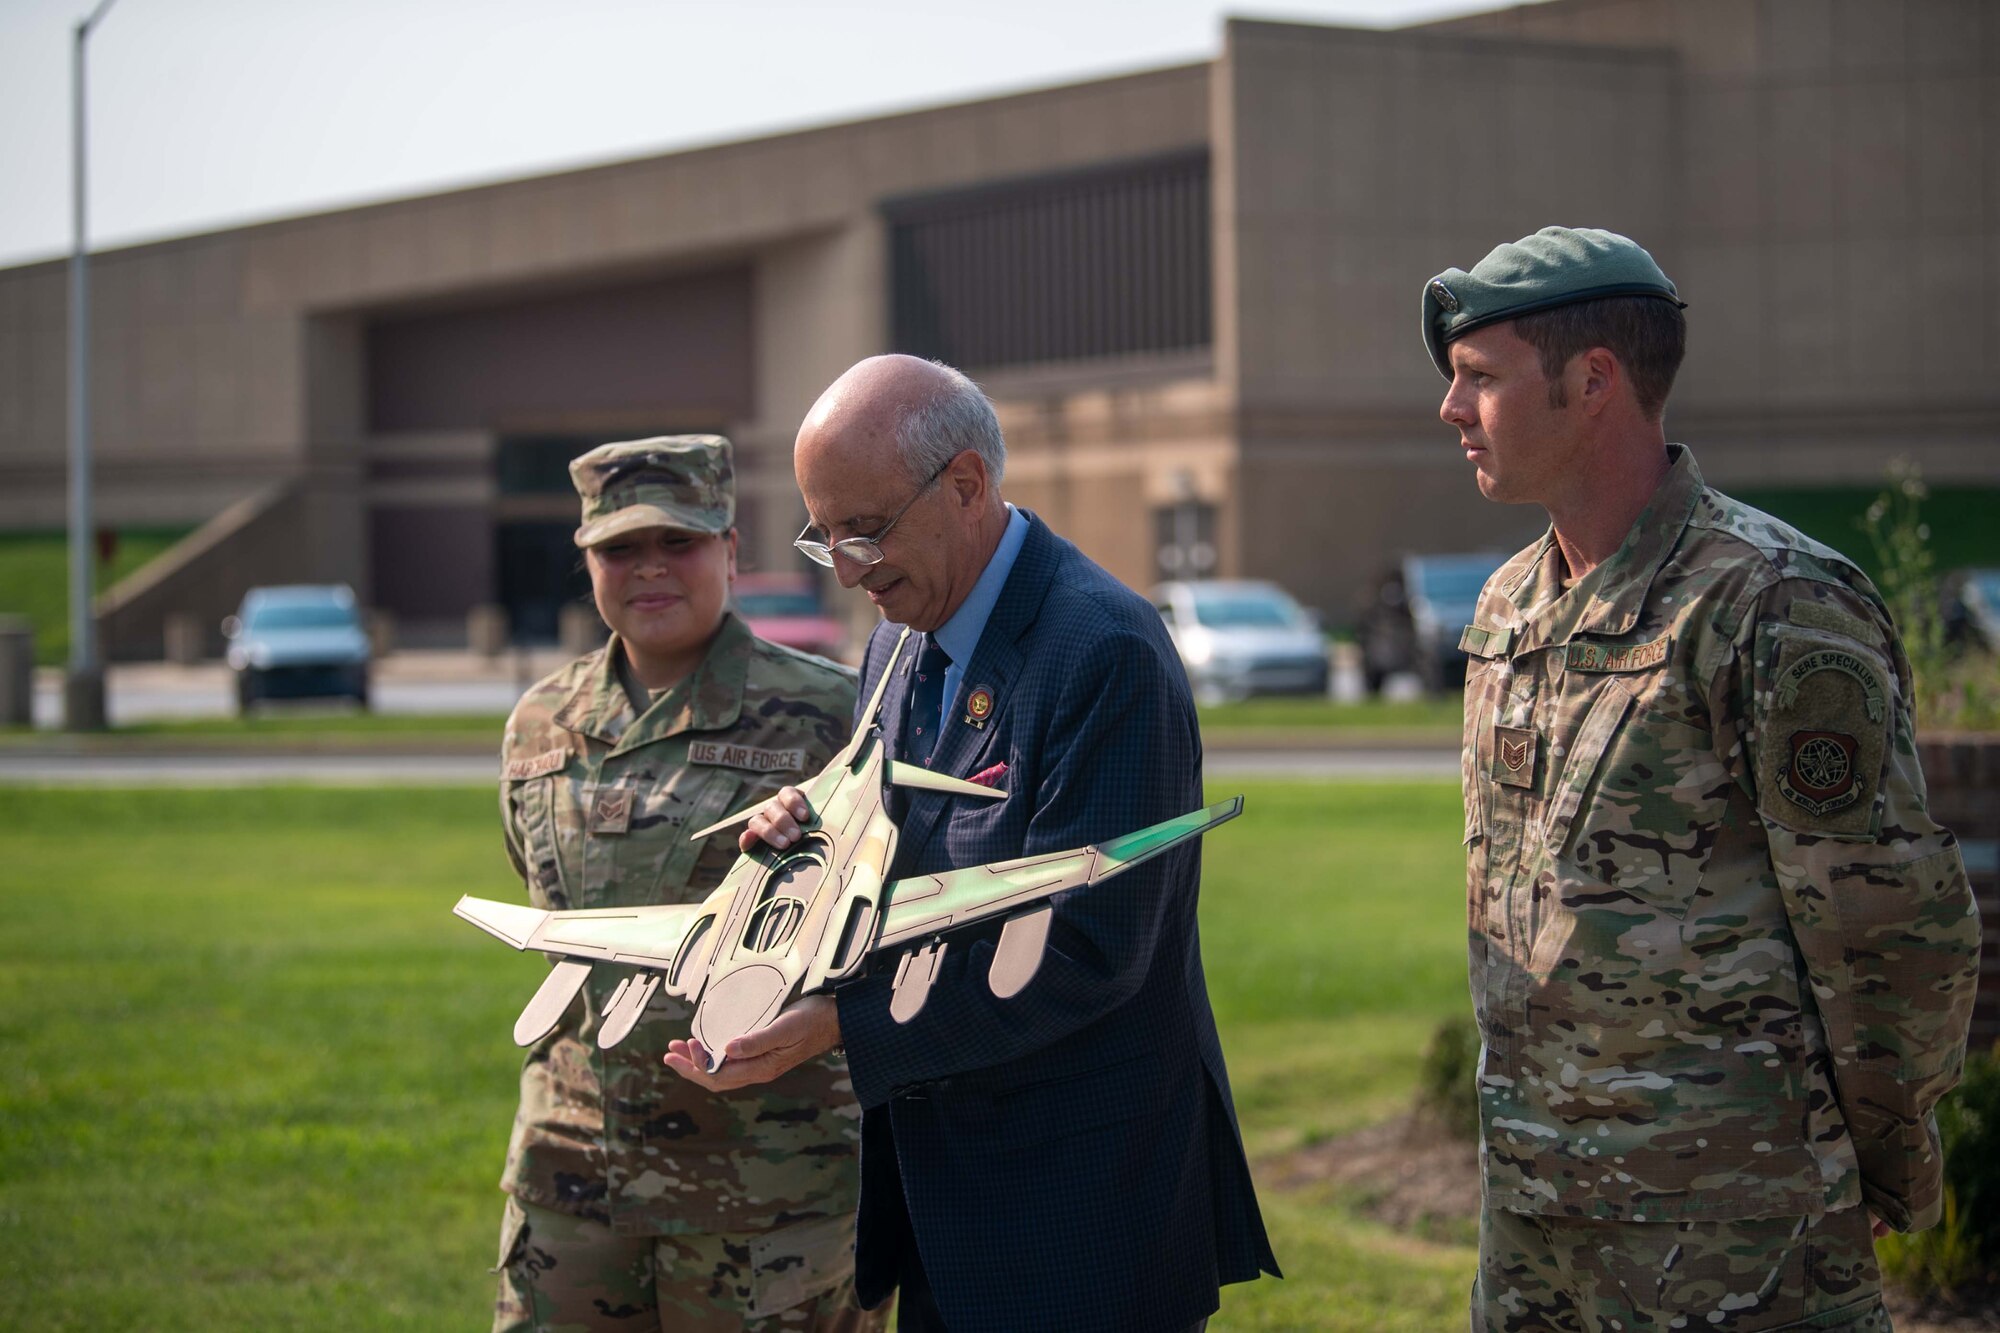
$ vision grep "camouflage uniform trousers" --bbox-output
[1473,1204,1888,1332]
[495,1197,890,1333]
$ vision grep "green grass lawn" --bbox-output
[1197,694,1461,735]
[0,528,191,667]
[0,779,1471,1331]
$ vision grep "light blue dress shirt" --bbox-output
[931,504,1030,728]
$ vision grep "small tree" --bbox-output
[1859,460,2000,731]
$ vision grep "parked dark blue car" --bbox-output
[223,585,371,712]
[1357,553,1509,694]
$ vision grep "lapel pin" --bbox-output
[963,685,994,729]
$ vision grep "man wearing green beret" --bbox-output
[1429,227,1980,1331]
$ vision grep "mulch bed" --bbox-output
[1267,1112,1479,1243]
[1266,1114,1998,1332]
[1885,1286,2000,1332]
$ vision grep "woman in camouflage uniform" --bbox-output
[491,436,881,1333]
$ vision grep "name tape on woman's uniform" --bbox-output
[687,741,805,773]
[502,747,569,781]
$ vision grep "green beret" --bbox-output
[570,435,735,547]
[1421,226,1683,377]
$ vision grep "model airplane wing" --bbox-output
[867,796,1244,1016]
[453,896,703,968]
[454,895,717,1048]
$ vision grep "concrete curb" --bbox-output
[1,728,1459,761]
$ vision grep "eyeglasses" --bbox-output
[793,456,954,568]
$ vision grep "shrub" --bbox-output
[1413,1012,1481,1142]
[1878,1041,2000,1301]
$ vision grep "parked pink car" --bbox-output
[733,573,847,663]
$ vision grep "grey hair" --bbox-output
[894,361,1006,488]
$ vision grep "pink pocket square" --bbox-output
[968,762,1009,788]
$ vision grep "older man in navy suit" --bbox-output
[664,355,1277,1332]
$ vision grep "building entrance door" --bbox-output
[497,520,588,643]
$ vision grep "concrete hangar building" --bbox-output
[2,0,1996,655]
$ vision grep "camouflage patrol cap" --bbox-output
[1422,226,1684,377]
[570,435,735,547]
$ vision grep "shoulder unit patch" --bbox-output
[1755,629,1893,838]
[1777,729,1862,816]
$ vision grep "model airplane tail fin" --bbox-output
[453,895,549,950]
[884,761,1007,801]
[855,627,913,733]
[1094,795,1245,877]
[688,629,917,843]
[687,804,761,842]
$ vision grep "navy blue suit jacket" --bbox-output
[834,513,1278,1333]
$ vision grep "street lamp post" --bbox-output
[65,0,120,731]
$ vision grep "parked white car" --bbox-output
[1151,580,1329,704]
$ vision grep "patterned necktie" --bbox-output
[905,634,951,764]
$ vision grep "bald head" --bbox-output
[798,355,1005,489]
[793,355,1012,630]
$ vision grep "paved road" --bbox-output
[30,651,1403,728]
[0,747,1456,787]
[31,671,537,728]
[15,652,1456,785]
[0,753,501,786]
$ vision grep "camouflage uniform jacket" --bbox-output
[1461,445,1980,1229]
[498,612,862,1236]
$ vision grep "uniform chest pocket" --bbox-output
[654,768,743,893]
[1553,674,1729,917]
[603,766,743,905]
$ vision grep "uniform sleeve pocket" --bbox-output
[508,776,572,910]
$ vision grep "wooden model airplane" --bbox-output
[453,629,1243,1071]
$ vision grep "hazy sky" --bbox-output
[0,0,1511,268]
